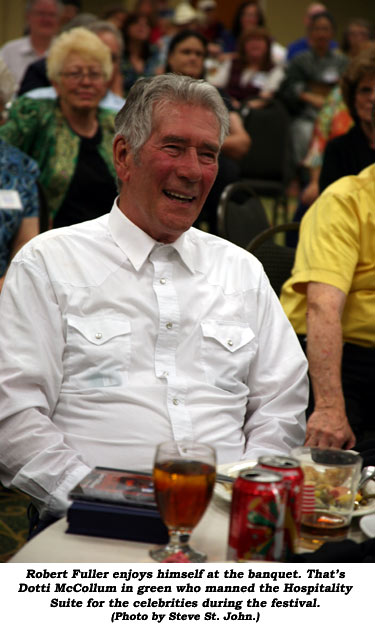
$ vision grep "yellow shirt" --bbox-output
[280,164,375,347]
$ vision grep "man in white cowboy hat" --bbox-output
[158,3,200,67]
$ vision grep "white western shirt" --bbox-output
[0,36,42,88]
[0,202,308,517]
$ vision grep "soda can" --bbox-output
[258,455,304,557]
[227,468,286,562]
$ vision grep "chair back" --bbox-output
[240,100,293,223]
[246,222,299,296]
[217,181,270,248]
[240,99,293,186]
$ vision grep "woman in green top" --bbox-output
[0,27,118,228]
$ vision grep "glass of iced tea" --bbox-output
[149,440,216,562]
[291,447,362,549]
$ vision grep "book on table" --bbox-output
[67,467,168,544]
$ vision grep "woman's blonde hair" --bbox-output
[47,27,113,83]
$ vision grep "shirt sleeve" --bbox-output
[291,191,360,296]
[0,250,92,518]
[264,65,285,93]
[17,152,40,218]
[242,273,308,459]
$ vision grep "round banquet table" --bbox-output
[9,492,367,563]
[9,495,230,563]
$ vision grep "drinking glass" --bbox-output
[291,447,362,549]
[150,440,216,562]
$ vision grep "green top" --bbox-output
[0,96,116,219]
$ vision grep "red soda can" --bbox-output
[227,468,286,562]
[258,455,304,557]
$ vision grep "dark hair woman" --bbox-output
[320,43,375,191]
[121,12,162,94]
[229,1,285,65]
[341,18,374,58]
[165,29,207,77]
[211,27,284,111]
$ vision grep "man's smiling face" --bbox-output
[114,101,220,243]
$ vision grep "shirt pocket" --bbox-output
[201,320,257,393]
[63,314,131,390]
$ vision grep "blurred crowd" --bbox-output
[0,0,375,282]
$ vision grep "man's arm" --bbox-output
[221,111,251,160]
[0,217,40,292]
[10,216,40,258]
[243,272,308,459]
[299,91,325,110]
[305,281,356,449]
[0,252,92,518]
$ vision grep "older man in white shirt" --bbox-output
[0,0,60,89]
[0,75,308,526]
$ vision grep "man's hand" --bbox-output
[304,406,356,449]
[300,92,326,109]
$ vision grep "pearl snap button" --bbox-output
[166,322,173,329]
[227,339,233,346]
[95,332,103,340]
[172,398,179,405]
[160,278,166,284]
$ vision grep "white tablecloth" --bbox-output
[9,495,230,563]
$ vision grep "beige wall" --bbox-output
[0,1,27,46]
[1,0,374,47]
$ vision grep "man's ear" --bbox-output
[113,135,132,184]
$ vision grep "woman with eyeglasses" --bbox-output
[0,27,117,229]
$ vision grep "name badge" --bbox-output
[322,68,339,83]
[0,190,23,210]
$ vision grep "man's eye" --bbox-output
[164,145,180,154]
[200,152,217,163]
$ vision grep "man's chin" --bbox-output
[157,214,200,243]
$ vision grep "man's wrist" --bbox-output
[312,400,346,414]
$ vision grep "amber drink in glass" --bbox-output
[150,441,216,562]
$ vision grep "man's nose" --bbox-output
[176,148,202,181]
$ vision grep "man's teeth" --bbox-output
[164,190,194,201]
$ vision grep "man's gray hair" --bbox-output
[87,19,124,54]
[115,74,230,155]
[26,0,61,13]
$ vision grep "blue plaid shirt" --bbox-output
[0,138,39,275]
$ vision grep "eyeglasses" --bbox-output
[60,70,105,83]
[30,10,58,19]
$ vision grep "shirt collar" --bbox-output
[20,36,37,56]
[107,200,196,273]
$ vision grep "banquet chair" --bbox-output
[240,100,293,225]
[246,222,300,297]
[217,180,270,249]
